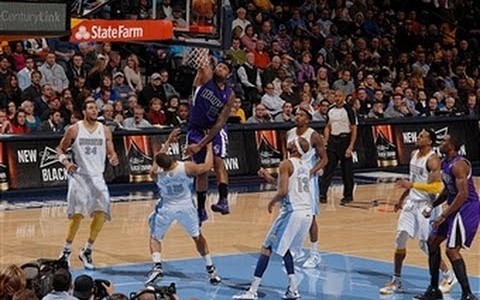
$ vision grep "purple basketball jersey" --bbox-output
[188,79,233,130]
[441,156,479,204]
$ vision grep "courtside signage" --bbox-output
[0,1,69,34]
[70,19,173,42]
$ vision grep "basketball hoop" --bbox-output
[183,47,210,69]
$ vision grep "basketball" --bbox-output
[192,0,216,16]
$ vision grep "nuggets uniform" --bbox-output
[187,79,233,163]
[286,127,319,215]
[67,121,110,219]
[397,150,441,240]
[263,157,313,256]
[436,156,480,249]
[149,162,200,240]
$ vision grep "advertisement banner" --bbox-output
[0,142,8,191]
[124,135,153,183]
[70,19,173,43]
[372,125,398,167]
[392,121,479,164]
[255,130,283,175]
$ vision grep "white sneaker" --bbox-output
[379,279,404,294]
[78,248,95,270]
[302,253,321,268]
[145,263,164,284]
[58,250,71,267]
[207,265,221,285]
[439,275,458,294]
[232,290,258,299]
[283,287,300,299]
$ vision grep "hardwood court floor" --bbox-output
[1,182,479,276]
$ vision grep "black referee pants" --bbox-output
[320,135,354,200]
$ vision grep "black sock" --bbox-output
[197,191,207,210]
[218,183,228,200]
[452,258,472,295]
[428,246,441,288]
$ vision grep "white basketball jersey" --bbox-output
[281,157,311,212]
[409,149,436,201]
[155,162,194,208]
[286,127,316,168]
[72,121,106,175]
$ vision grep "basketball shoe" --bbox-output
[78,248,95,270]
[146,263,164,284]
[379,277,405,294]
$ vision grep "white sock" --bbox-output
[250,276,262,293]
[84,242,93,251]
[202,254,213,267]
[310,242,318,254]
[63,243,72,252]
[288,274,298,291]
[152,252,161,264]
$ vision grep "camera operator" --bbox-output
[42,268,77,300]
[73,275,115,300]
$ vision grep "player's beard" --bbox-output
[213,73,226,84]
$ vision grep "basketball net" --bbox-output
[182,47,210,69]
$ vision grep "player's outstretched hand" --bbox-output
[65,162,78,174]
[167,128,181,143]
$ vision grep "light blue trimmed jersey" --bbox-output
[154,162,195,210]
[281,157,311,213]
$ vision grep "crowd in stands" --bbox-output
[0,0,479,133]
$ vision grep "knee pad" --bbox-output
[394,231,409,249]
[419,240,429,255]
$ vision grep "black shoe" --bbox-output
[414,286,443,300]
[461,293,478,300]
[340,197,353,206]
[319,196,327,204]
[206,265,221,285]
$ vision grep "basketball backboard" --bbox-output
[156,0,233,49]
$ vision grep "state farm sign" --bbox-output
[70,19,173,43]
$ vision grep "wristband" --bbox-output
[58,154,67,163]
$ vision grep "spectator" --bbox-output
[11,41,28,72]
[123,105,152,129]
[38,109,63,132]
[125,94,139,118]
[246,103,272,124]
[139,73,166,108]
[168,102,188,126]
[105,51,122,77]
[367,101,385,119]
[95,89,114,111]
[34,84,54,120]
[296,52,315,85]
[42,269,77,300]
[17,56,36,91]
[0,55,14,88]
[3,108,30,134]
[0,74,21,108]
[464,93,479,116]
[279,78,298,106]
[232,7,251,36]
[72,274,94,300]
[226,38,247,66]
[253,40,270,70]
[21,100,41,131]
[112,72,133,100]
[312,99,330,121]
[12,289,38,300]
[38,52,69,94]
[261,56,281,88]
[230,97,246,124]
[261,83,285,116]
[241,25,258,51]
[146,97,167,126]
[273,101,294,122]
[237,52,262,113]
[124,54,143,92]
[0,264,27,300]
[159,69,179,100]
[86,54,108,90]
[167,5,187,28]
[66,54,88,86]
[332,70,355,96]
[384,93,411,118]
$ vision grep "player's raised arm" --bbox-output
[193,51,213,87]
[185,143,213,176]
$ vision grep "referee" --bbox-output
[320,90,358,205]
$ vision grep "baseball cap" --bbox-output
[73,275,94,300]
[151,73,161,80]
[113,72,124,78]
